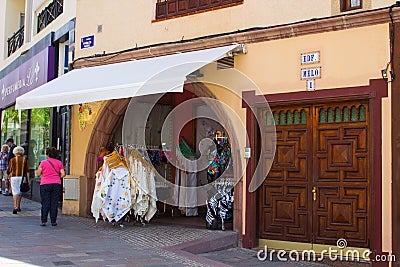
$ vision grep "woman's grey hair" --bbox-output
[13,146,24,156]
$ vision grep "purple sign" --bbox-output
[0,46,55,109]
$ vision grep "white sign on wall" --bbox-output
[301,67,321,80]
[301,51,320,65]
[307,80,315,91]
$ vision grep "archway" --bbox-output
[84,82,242,233]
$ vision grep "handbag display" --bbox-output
[20,176,30,192]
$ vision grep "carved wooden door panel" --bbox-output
[258,106,313,242]
[313,102,370,248]
[258,101,370,248]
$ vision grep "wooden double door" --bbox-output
[258,101,370,248]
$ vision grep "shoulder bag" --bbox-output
[46,159,61,179]
[20,157,30,193]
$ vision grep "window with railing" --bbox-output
[341,0,362,12]
[37,0,63,33]
[156,0,243,20]
[7,26,24,57]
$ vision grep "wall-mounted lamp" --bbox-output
[381,62,395,82]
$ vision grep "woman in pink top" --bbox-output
[36,147,66,226]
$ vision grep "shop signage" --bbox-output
[81,35,94,49]
[301,51,320,65]
[0,46,55,109]
[301,67,321,80]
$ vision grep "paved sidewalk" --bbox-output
[1,194,231,267]
[0,195,366,267]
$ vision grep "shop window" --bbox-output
[1,106,50,173]
[29,108,51,170]
[1,106,29,148]
[58,106,71,174]
[341,0,362,12]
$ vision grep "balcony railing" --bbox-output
[37,0,63,33]
[156,0,243,20]
[7,26,24,57]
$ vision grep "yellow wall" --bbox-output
[70,22,392,250]
[236,24,389,92]
[69,103,106,176]
[75,0,333,58]
[233,24,392,250]
[75,0,394,59]
[0,0,76,68]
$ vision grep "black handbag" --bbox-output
[20,157,30,193]
[20,176,30,192]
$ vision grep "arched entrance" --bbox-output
[84,82,242,233]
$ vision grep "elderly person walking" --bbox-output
[0,144,8,194]
[36,147,65,226]
[7,146,29,214]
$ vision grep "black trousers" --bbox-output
[40,184,61,223]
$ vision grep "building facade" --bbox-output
[12,0,399,266]
[0,0,76,200]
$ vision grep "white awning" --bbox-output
[16,44,239,109]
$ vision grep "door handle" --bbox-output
[312,187,317,201]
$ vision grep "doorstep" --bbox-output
[164,230,238,267]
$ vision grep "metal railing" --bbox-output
[7,26,24,57]
[37,0,63,33]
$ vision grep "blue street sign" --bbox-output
[81,35,94,49]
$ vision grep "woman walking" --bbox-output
[7,146,29,214]
[36,147,65,226]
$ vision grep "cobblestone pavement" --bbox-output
[199,248,372,267]
[0,195,367,267]
[0,194,229,267]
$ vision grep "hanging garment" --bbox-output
[91,164,132,223]
[91,165,110,222]
[99,166,131,222]
[207,138,231,182]
[173,157,198,216]
[127,156,158,222]
[205,188,234,230]
[148,150,161,166]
